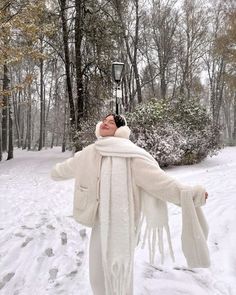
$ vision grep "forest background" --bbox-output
[0,0,236,166]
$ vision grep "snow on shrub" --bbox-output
[127,98,221,166]
[72,116,99,151]
[72,98,220,167]
[131,124,186,167]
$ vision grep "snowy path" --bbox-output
[0,149,90,295]
[0,147,236,295]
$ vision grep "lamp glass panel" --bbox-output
[112,63,124,82]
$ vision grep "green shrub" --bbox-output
[126,98,221,166]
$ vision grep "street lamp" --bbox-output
[112,62,125,115]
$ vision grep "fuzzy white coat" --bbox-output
[51,136,210,269]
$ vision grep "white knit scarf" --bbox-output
[95,137,210,295]
[96,137,175,295]
[100,156,135,295]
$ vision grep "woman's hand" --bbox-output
[205,192,208,200]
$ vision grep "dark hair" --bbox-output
[105,113,126,128]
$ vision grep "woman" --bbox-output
[51,114,209,295]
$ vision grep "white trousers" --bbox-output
[89,218,134,295]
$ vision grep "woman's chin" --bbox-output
[100,131,111,137]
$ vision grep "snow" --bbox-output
[0,147,236,295]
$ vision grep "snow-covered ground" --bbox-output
[0,146,235,295]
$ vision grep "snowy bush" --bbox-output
[72,98,220,166]
[72,116,99,151]
[131,123,186,167]
[127,98,221,166]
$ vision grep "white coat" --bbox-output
[51,140,206,227]
[51,136,210,269]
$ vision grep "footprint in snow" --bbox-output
[79,229,87,239]
[47,224,56,230]
[66,270,78,278]
[142,263,166,279]
[21,237,34,248]
[35,217,49,229]
[60,232,67,245]
[14,232,25,238]
[45,248,54,257]
[21,225,34,230]
[0,272,15,290]
[49,268,58,282]
[77,250,84,258]
[173,266,196,273]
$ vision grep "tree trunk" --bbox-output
[3,64,13,160]
[75,0,84,126]
[27,84,32,150]
[114,0,142,106]
[232,92,236,141]
[7,102,13,160]
[0,111,2,161]
[38,56,44,151]
[13,92,21,148]
[2,65,8,153]
[133,0,142,103]
[62,98,67,152]
[43,84,46,147]
[125,0,142,104]
[59,0,76,129]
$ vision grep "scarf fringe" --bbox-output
[140,218,175,265]
[104,260,132,295]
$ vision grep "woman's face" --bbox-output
[100,115,118,137]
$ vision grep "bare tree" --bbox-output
[58,0,76,128]
[3,64,13,160]
[176,0,208,99]
[112,0,142,107]
[74,0,84,125]
[150,0,179,99]
[204,2,227,128]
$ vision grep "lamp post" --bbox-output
[112,62,124,115]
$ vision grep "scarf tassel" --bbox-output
[104,260,132,295]
[141,223,175,265]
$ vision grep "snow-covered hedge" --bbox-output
[127,99,221,166]
[73,98,220,167]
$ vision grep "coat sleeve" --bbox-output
[132,157,206,207]
[50,151,81,181]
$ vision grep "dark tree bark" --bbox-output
[62,98,67,152]
[207,57,226,128]
[232,92,236,141]
[59,0,76,129]
[13,91,21,148]
[38,55,44,151]
[74,0,84,126]
[7,103,13,160]
[0,112,2,161]
[2,65,8,153]
[132,0,142,104]
[27,84,32,150]
[3,64,13,160]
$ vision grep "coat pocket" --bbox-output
[75,185,88,210]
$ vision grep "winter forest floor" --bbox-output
[0,147,236,295]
